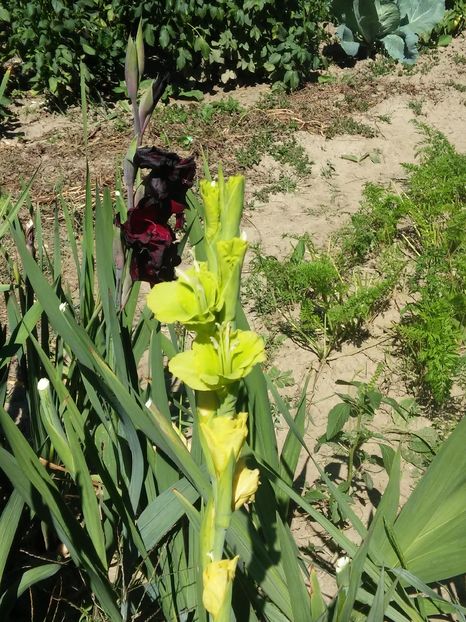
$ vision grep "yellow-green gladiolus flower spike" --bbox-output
[203,556,239,619]
[199,411,248,478]
[232,458,260,511]
[168,325,265,391]
[200,179,221,243]
[216,237,247,323]
[146,263,221,332]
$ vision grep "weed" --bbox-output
[321,160,336,179]
[448,81,466,92]
[316,378,385,489]
[408,100,423,116]
[257,85,291,111]
[270,138,312,176]
[376,114,392,124]
[325,117,377,139]
[368,56,397,77]
[453,53,466,65]
[261,331,287,362]
[151,97,244,150]
[344,92,370,112]
[267,365,295,388]
[103,101,132,132]
[252,174,297,204]
[400,426,440,470]
[312,378,430,504]
[198,96,243,121]
[236,130,312,177]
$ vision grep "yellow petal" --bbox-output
[203,556,239,618]
[232,459,260,511]
[146,263,220,331]
[199,412,248,477]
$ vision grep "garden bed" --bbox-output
[1,30,466,620]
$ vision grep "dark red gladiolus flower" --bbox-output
[136,147,196,230]
[119,201,181,285]
[118,146,195,285]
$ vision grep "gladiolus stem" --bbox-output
[132,99,142,143]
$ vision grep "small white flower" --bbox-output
[115,190,121,197]
[335,556,350,574]
[37,378,50,392]
[59,302,68,312]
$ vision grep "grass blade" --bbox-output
[0,563,61,617]
[276,513,310,620]
[390,415,466,582]
[278,374,310,490]
[227,511,292,619]
[310,568,327,620]
[0,490,24,582]
[138,478,199,549]
[367,568,386,622]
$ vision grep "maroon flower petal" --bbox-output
[129,240,181,285]
[121,202,174,245]
[135,147,195,186]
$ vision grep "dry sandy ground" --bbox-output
[1,33,466,599]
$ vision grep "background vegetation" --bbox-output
[0,0,329,101]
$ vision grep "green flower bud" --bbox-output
[200,179,221,244]
[219,175,244,241]
[125,36,139,102]
[216,237,247,323]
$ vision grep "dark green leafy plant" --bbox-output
[0,0,330,102]
[429,0,466,45]
[332,0,446,63]
[0,0,129,101]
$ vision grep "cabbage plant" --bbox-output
[333,0,446,63]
